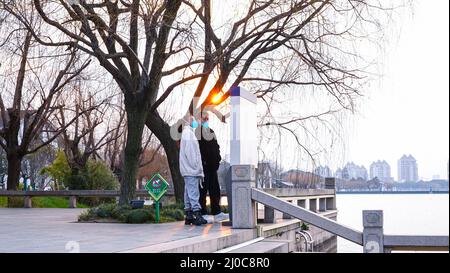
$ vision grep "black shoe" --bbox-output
[193,210,207,226]
[185,210,194,225]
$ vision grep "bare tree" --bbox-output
[0,27,89,194]
[3,0,396,203]
[54,83,121,184]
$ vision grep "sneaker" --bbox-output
[213,212,229,222]
[193,211,207,225]
[184,210,194,225]
[202,215,214,224]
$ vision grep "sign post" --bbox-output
[144,173,169,223]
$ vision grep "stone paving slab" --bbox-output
[0,209,254,253]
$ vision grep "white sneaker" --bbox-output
[213,212,229,222]
[202,215,213,224]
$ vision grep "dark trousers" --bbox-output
[199,169,221,215]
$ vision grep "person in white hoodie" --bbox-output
[179,114,207,225]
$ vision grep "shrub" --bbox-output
[78,203,185,224]
[301,222,310,231]
[161,208,185,221]
[40,150,71,189]
[78,210,93,222]
[94,203,117,218]
[126,209,154,223]
[42,152,119,206]
[83,160,119,191]
[66,174,87,191]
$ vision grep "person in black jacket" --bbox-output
[196,111,229,223]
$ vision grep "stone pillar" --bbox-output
[231,165,257,229]
[225,167,233,224]
[297,199,306,209]
[282,200,293,219]
[309,198,317,212]
[363,210,384,253]
[326,197,336,210]
[24,196,32,208]
[264,205,276,223]
[325,177,335,190]
[319,198,326,212]
[230,87,258,167]
[69,196,77,208]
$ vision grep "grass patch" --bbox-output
[33,197,89,208]
[78,203,185,224]
[0,197,6,207]
[0,196,89,208]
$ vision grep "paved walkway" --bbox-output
[0,209,252,253]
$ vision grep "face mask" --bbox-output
[202,121,209,128]
[191,120,199,128]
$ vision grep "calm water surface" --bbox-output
[336,193,449,252]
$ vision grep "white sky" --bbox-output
[205,0,449,181]
[346,0,449,180]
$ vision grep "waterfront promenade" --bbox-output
[0,209,254,253]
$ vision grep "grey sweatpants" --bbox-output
[183,176,202,212]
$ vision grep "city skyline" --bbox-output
[345,0,449,181]
[316,154,447,182]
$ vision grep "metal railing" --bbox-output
[296,230,314,252]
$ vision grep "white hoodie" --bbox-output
[179,125,204,177]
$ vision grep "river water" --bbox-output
[336,193,449,252]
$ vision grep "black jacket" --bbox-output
[196,126,221,171]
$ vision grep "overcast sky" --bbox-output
[206,0,449,181]
[346,0,449,180]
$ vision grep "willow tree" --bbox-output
[3,0,395,203]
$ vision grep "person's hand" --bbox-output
[199,177,204,189]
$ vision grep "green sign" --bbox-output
[145,173,169,201]
[145,173,169,223]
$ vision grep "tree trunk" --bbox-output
[160,137,184,203]
[146,112,184,202]
[6,153,21,191]
[119,105,147,205]
[6,153,23,207]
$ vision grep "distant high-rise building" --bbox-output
[370,160,392,183]
[334,168,343,179]
[314,165,333,178]
[341,162,368,180]
[397,155,418,182]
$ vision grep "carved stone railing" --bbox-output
[230,164,449,253]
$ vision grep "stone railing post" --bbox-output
[24,196,32,208]
[309,198,317,212]
[69,196,77,208]
[319,198,326,212]
[363,210,384,253]
[326,197,336,210]
[297,199,306,209]
[325,177,337,210]
[264,205,276,223]
[231,165,257,229]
